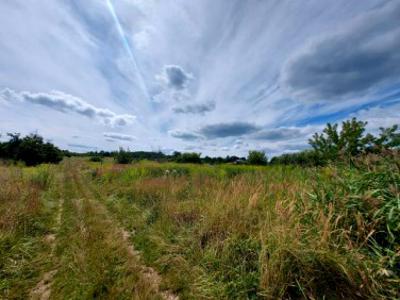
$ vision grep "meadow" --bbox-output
[0,157,399,299]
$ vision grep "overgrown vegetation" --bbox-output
[273,118,400,166]
[114,147,134,164]
[247,150,268,165]
[1,119,399,299]
[88,156,399,299]
[0,164,56,298]
[0,133,62,166]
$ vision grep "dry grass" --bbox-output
[91,160,399,299]
[1,158,399,299]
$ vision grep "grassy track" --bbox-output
[1,158,399,299]
[0,164,59,299]
[48,160,172,299]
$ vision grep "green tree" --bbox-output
[114,147,133,164]
[175,152,202,164]
[0,133,62,166]
[374,125,400,150]
[247,150,267,165]
[309,118,368,162]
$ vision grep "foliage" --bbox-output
[1,154,400,299]
[247,150,268,165]
[309,118,400,163]
[114,147,133,164]
[174,152,202,164]
[92,156,399,299]
[270,150,323,166]
[271,119,399,166]
[0,133,63,166]
[89,155,103,163]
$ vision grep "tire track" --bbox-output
[70,163,178,300]
[29,173,65,300]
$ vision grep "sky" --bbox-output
[0,0,399,157]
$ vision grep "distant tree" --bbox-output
[0,133,62,166]
[270,150,323,167]
[89,155,103,162]
[175,152,202,164]
[247,150,268,165]
[114,147,133,164]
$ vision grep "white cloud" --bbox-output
[1,0,396,156]
[169,130,202,141]
[173,102,215,114]
[351,104,400,132]
[1,89,136,127]
[156,65,193,91]
[281,1,400,102]
[103,132,137,141]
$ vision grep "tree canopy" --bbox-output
[0,133,63,166]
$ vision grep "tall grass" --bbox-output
[90,159,399,299]
[1,157,398,299]
[0,165,55,298]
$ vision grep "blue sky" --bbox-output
[0,0,399,156]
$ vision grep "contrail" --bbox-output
[105,0,150,100]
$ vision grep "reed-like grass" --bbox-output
[90,159,399,299]
[0,164,56,298]
[1,157,398,299]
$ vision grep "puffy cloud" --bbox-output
[199,122,259,138]
[281,1,400,101]
[169,130,202,141]
[157,65,193,90]
[173,101,215,114]
[0,89,136,126]
[103,132,136,141]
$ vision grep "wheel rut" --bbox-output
[69,162,179,300]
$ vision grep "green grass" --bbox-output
[0,165,57,299]
[0,157,399,299]
[90,159,399,299]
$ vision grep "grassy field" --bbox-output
[0,157,399,299]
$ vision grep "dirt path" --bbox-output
[30,161,177,299]
[69,165,178,300]
[29,178,65,300]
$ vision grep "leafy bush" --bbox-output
[309,118,400,163]
[89,156,103,163]
[0,133,62,166]
[114,148,133,164]
[247,150,267,165]
[270,150,323,166]
[175,152,202,164]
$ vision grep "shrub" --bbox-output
[247,150,267,165]
[0,133,62,166]
[89,156,103,163]
[114,148,133,164]
[175,152,202,164]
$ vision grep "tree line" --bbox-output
[271,118,400,166]
[1,118,399,166]
[0,133,63,166]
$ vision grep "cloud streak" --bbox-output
[253,128,302,141]
[282,1,400,101]
[0,89,136,126]
[173,102,215,114]
[103,132,136,141]
[199,122,259,139]
[169,130,202,141]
